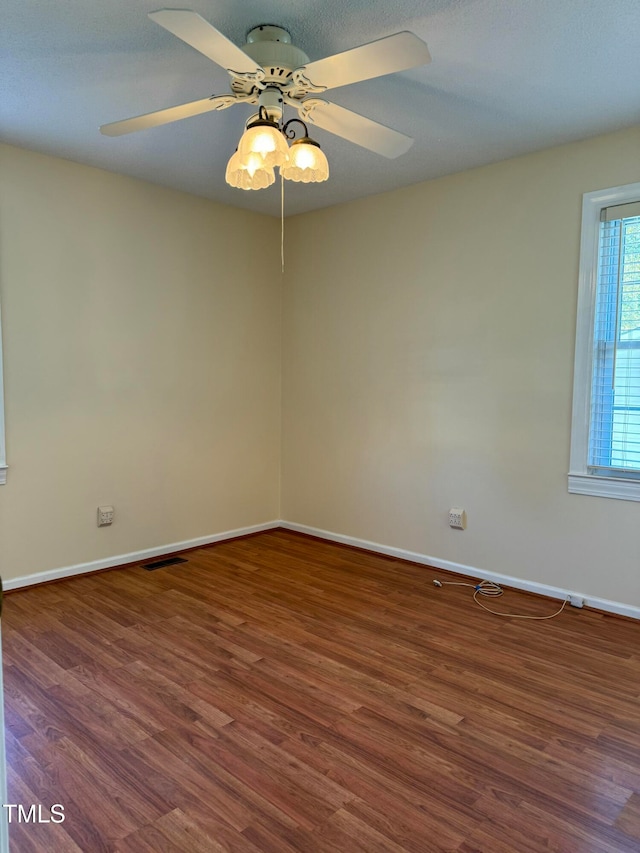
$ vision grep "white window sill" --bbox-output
[568,472,640,501]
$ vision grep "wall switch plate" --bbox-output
[97,505,114,526]
[448,507,466,529]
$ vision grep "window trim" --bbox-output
[569,180,640,501]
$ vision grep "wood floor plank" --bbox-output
[616,792,640,841]
[121,733,258,834]
[153,723,337,832]
[3,528,640,851]
[113,808,227,853]
[286,736,480,845]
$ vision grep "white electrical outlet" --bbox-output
[97,505,114,527]
[448,507,466,529]
[569,595,584,608]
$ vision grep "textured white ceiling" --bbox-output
[2,0,639,217]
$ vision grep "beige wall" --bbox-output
[282,126,640,607]
[0,144,281,582]
[2,128,639,607]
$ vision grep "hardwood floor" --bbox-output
[2,529,640,851]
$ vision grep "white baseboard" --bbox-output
[6,518,639,621]
[2,521,280,592]
[280,521,640,621]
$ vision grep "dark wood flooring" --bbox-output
[2,529,640,851]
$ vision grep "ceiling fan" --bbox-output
[100,9,431,162]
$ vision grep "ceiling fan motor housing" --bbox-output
[242,25,310,84]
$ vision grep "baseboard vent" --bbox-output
[141,557,188,571]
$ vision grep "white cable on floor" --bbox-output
[432,578,569,620]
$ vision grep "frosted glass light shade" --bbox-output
[225,149,275,191]
[280,139,329,183]
[237,121,288,168]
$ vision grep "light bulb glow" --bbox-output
[245,152,265,178]
[294,147,317,169]
[280,140,329,183]
[225,149,275,191]
[238,123,288,168]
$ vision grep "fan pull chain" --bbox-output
[281,172,285,272]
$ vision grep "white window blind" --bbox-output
[589,207,640,476]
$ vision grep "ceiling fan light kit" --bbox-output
[100,10,431,193]
[280,136,330,184]
[230,105,329,190]
[237,111,288,167]
[225,148,275,190]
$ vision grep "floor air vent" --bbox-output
[141,557,188,571]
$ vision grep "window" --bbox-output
[569,181,640,500]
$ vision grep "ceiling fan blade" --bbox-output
[299,31,430,92]
[100,95,239,136]
[300,100,413,159]
[148,9,261,74]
